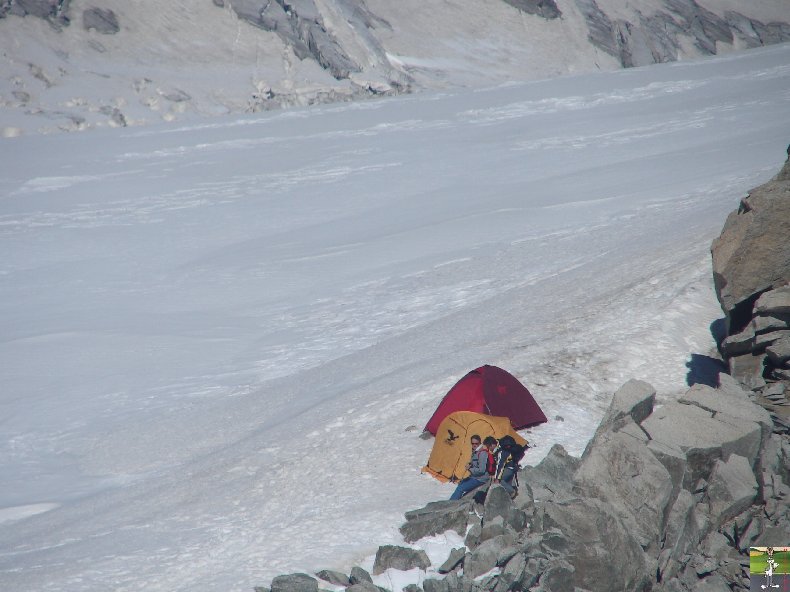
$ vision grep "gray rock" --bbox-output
[722,324,754,356]
[706,454,757,527]
[15,0,58,19]
[442,572,461,592]
[483,484,513,524]
[755,524,790,546]
[479,515,505,543]
[690,574,730,591]
[754,313,790,334]
[754,285,790,316]
[726,12,766,48]
[537,558,575,592]
[755,330,790,350]
[82,7,119,34]
[465,522,482,551]
[346,584,379,592]
[437,547,465,574]
[711,155,790,330]
[594,378,656,434]
[402,585,421,592]
[575,0,619,58]
[232,0,359,80]
[271,573,319,592]
[767,336,790,366]
[372,545,430,575]
[315,570,350,587]
[502,0,561,20]
[505,507,528,533]
[520,443,580,503]
[728,352,767,390]
[574,430,674,550]
[493,553,527,592]
[421,579,447,592]
[399,500,471,542]
[679,383,772,438]
[642,400,763,485]
[465,534,517,579]
[660,489,700,581]
[532,498,653,592]
[664,0,733,54]
[647,439,688,505]
[349,566,373,585]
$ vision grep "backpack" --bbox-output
[498,435,527,465]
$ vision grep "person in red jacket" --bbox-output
[449,436,497,500]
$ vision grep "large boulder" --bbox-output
[464,533,518,579]
[679,383,773,444]
[641,399,764,486]
[532,497,653,592]
[399,500,471,542]
[372,545,430,575]
[271,573,319,592]
[585,379,656,453]
[711,155,790,332]
[520,443,580,503]
[706,454,758,527]
[82,7,119,34]
[574,430,674,550]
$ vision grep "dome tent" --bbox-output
[422,411,528,483]
[424,365,547,436]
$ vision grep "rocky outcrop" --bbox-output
[82,7,119,34]
[230,0,360,80]
[576,0,790,68]
[502,0,561,20]
[0,0,69,26]
[258,377,790,592]
[711,150,790,434]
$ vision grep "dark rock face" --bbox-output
[575,0,790,69]
[372,545,430,575]
[0,0,69,22]
[82,7,119,34]
[502,0,561,20]
[227,0,359,80]
[399,499,472,542]
[270,573,319,592]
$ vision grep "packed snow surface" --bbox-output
[1,43,790,592]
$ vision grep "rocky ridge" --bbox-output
[712,150,790,434]
[2,0,790,134]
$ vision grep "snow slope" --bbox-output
[1,43,789,591]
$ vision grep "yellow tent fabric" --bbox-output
[421,411,528,483]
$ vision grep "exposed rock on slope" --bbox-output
[2,0,790,134]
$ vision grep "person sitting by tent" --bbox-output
[449,435,497,500]
[493,435,528,499]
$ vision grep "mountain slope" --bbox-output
[1,0,788,135]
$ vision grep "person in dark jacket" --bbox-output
[449,436,497,500]
[493,439,524,499]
